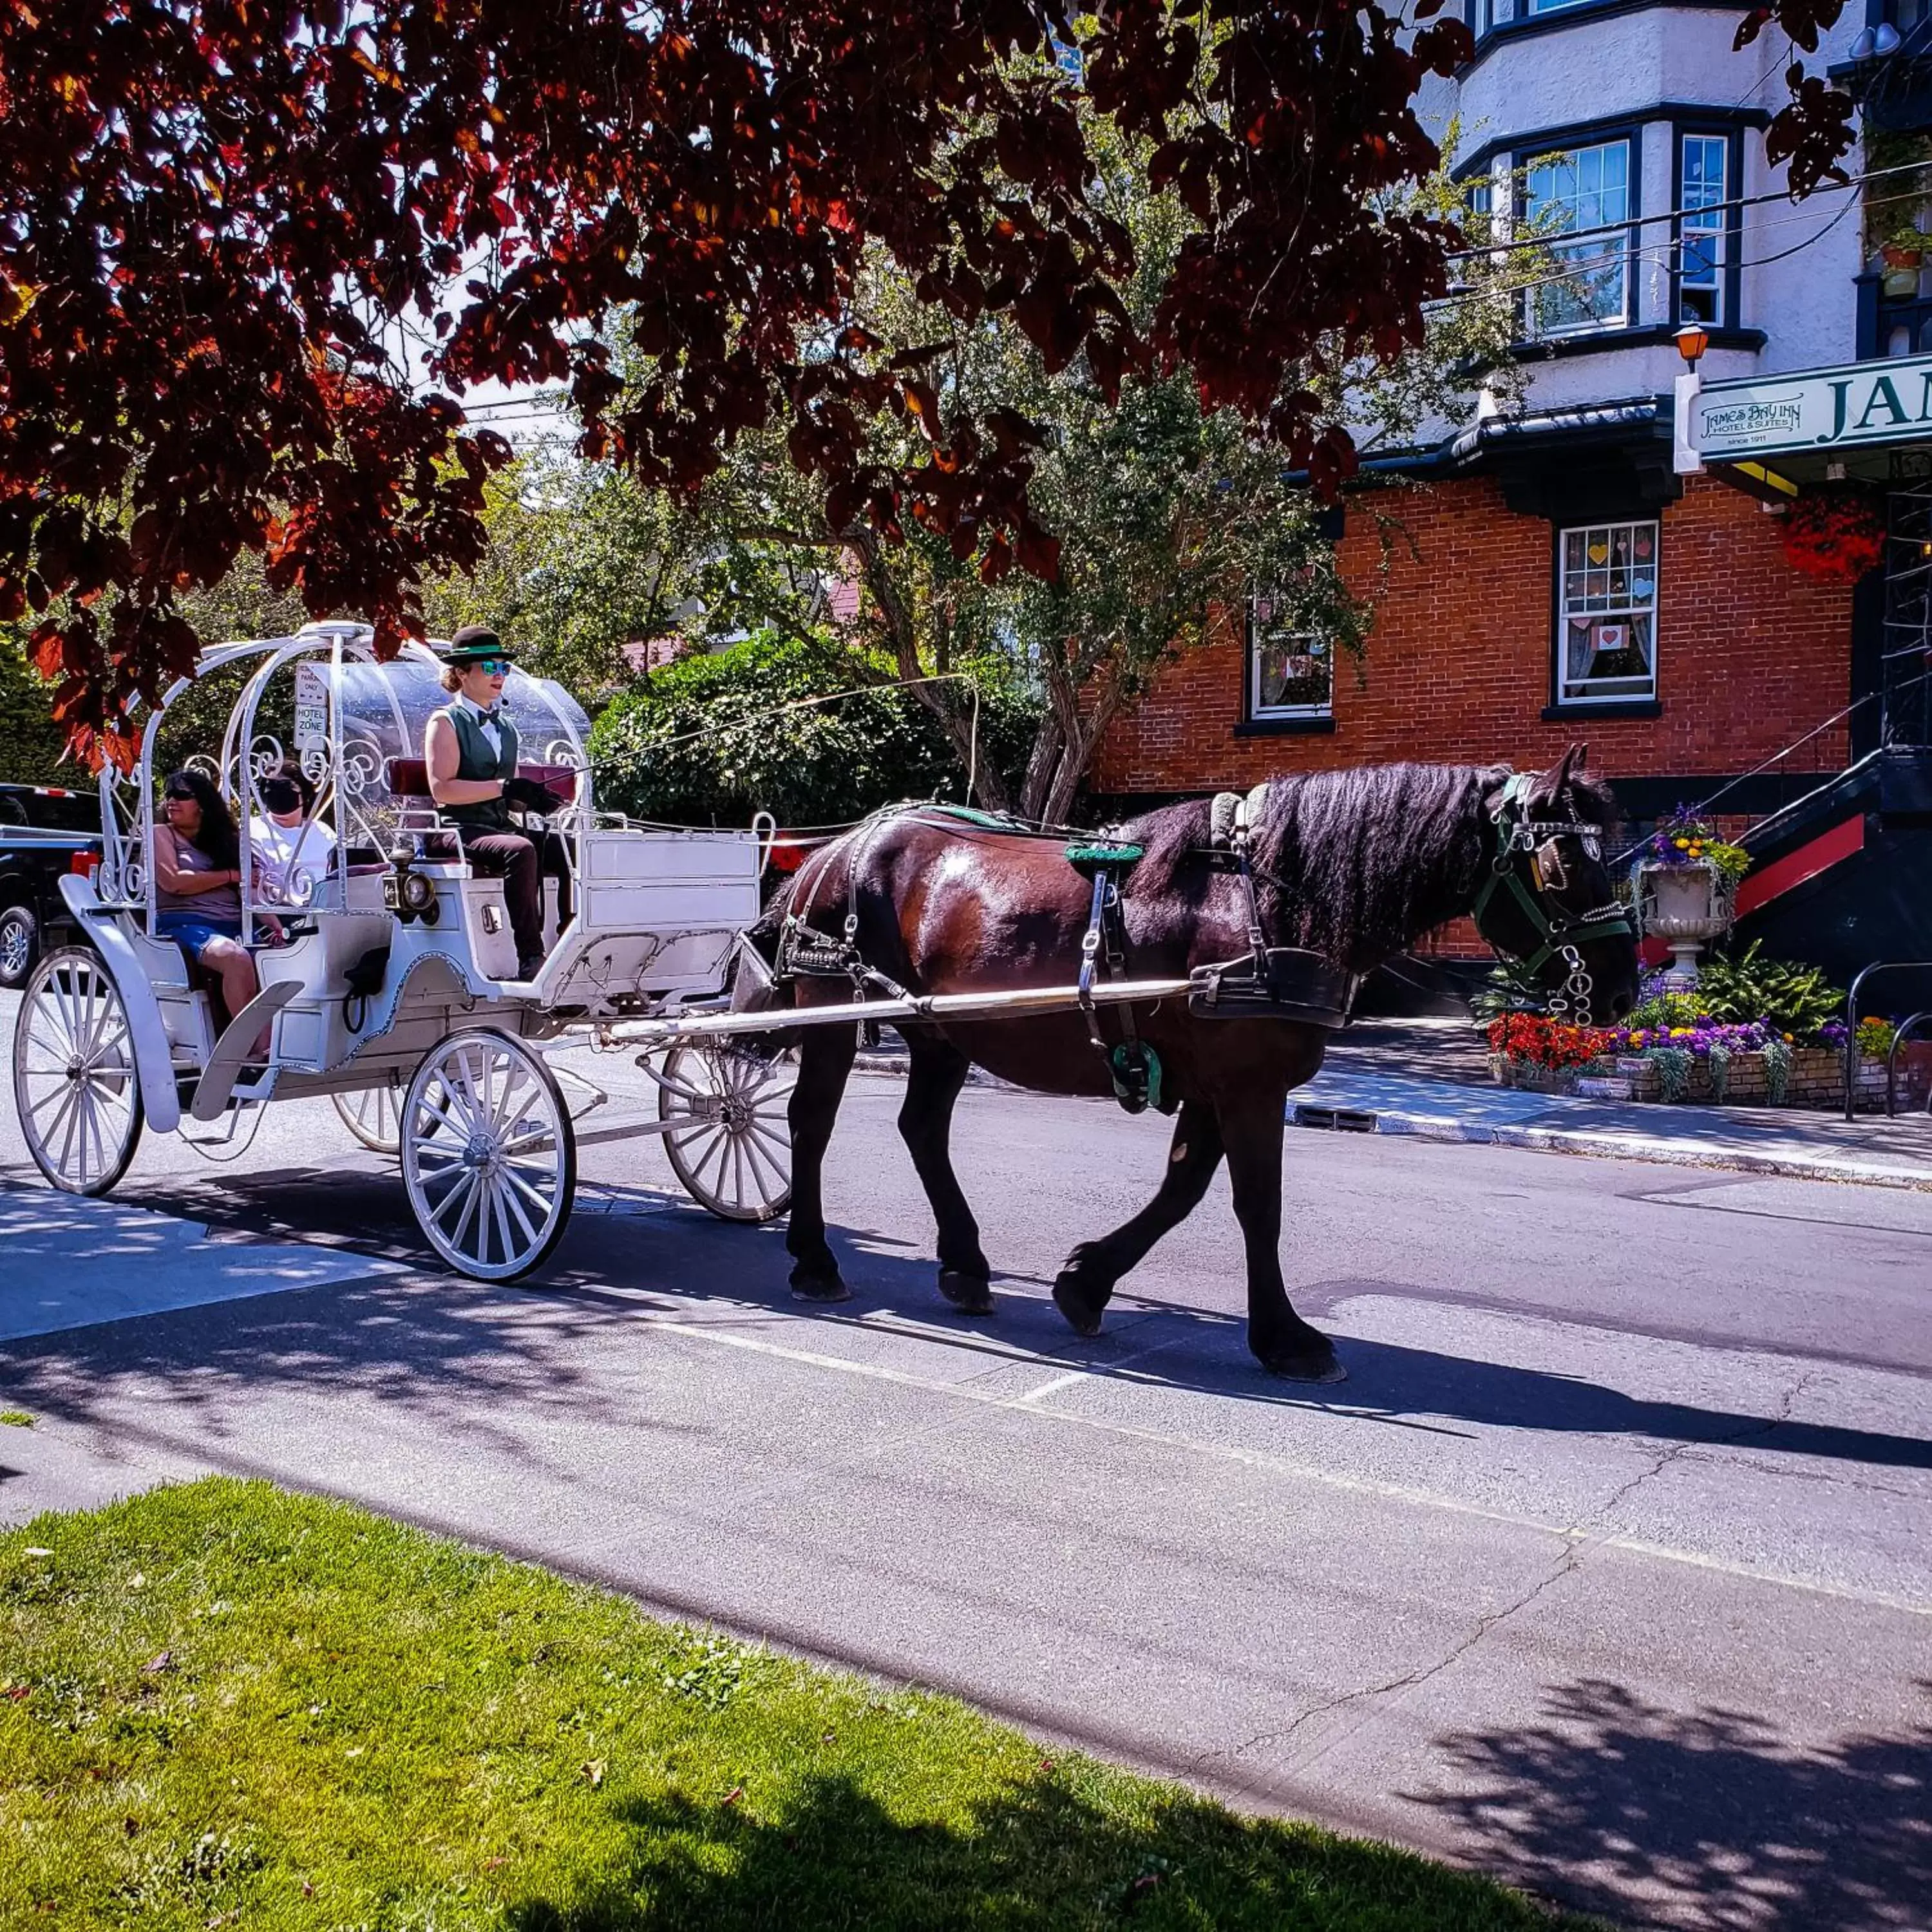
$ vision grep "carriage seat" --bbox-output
[383,758,579,808]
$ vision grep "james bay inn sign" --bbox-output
[1683,352,1932,470]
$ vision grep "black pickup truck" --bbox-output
[0,781,103,989]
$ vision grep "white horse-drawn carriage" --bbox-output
[9,624,800,1278]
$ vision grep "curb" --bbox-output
[1294,1104,1932,1193]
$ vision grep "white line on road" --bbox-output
[582,1286,1932,1618]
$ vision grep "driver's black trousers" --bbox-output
[439,827,573,966]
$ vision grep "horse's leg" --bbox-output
[1216,1084,1345,1383]
[896,1031,994,1316]
[1051,1101,1224,1338]
[784,1019,858,1302]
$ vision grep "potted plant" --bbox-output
[1882,220,1927,293]
[1631,810,1751,989]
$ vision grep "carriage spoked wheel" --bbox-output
[12,947,144,1197]
[401,1030,576,1281]
[656,1043,796,1223]
[332,1081,402,1155]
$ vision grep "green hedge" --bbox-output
[587,629,1037,828]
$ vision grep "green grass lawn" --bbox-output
[1,1479,1590,1930]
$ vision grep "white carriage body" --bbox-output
[62,623,765,1124]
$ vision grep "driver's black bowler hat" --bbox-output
[439,626,515,667]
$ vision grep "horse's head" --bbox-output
[1475,745,1640,1025]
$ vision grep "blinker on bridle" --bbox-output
[1470,773,1634,1022]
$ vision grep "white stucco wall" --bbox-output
[1405,1,1866,430]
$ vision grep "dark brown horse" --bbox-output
[749,750,1639,1381]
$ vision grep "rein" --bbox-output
[1468,775,1634,1025]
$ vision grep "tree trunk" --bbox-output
[847,528,1009,810]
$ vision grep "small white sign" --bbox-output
[293,662,328,754]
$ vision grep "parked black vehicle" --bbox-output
[0,781,102,989]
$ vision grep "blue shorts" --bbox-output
[154,910,243,961]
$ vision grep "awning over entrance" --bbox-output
[1677,352,1932,495]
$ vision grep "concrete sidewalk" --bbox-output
[1290,1067,1932,1191]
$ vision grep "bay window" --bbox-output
[1523,139,1632,336]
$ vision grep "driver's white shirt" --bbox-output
[250,814,338,905]
[454,691,504,759]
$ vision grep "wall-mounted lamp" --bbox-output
[1674,321,1711,369]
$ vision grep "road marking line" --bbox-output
[607,1299,1932,1618]
[1018,1369,1088,1403]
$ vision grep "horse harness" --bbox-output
[1469,773,1634,1025]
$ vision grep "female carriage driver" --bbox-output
[152,768,271,1042]
[422,626,573,981]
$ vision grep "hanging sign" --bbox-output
[1694,351,1932,462]
[293,662,328,753]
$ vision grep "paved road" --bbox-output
[1,1004,1927,1932]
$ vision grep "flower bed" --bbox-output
[1487,1012,1900,1109]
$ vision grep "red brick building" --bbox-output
[1094,462,1855,824]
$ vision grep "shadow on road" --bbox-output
[5,1171,1929,1482]
[1407,1677,1932,1932]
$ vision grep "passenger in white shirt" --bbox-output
[249,761,337,906]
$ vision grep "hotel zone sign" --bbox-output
[1693,354,1932,462]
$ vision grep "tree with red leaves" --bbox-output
[0,0,1479,763]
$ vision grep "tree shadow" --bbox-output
[502,1767,1569,1932]
[1407,1678,1932,1932]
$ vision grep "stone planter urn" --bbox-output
[1635,860,1732,989]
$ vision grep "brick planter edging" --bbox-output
[1493,1045,1895,1110]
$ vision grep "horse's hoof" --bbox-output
[1052,1273,1105,1338]
[938,1269,994,1316]
[789,1269,852,1304]
[1260,1351,1347,1385]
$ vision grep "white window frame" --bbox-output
[1678,132,1728,328]
[1555,520,1660,707]
[1474,0,1597,35]
[1522,138,1633,338]
[1246,593,1334,721]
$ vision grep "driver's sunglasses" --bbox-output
[468,656,511,676]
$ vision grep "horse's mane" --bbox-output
[1120,763,1619,972]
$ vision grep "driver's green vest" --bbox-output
[438,701,519,832]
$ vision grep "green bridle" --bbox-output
[1470,774,1635,1019]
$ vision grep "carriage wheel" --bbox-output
[333,1081,402,1155]
[657,1043,795,1223]
[401,1030,576,1281]
[12,947,144,1197]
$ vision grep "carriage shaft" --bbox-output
[598,975,1197,1049]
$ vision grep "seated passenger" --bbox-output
[249,759,337,905]
[422,626,573,981]
[153,769,269,1042]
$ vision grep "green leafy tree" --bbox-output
[592,107,1533,820]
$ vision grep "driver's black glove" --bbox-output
[503,775,559,815]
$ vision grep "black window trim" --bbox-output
[1671,122,1745,335]
[1548,516,1664,713]
[1512,123,1645,343]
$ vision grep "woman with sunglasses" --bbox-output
[153,768,267,1036]
[423,626,571,981]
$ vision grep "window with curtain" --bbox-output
[1556,522,1659,705]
